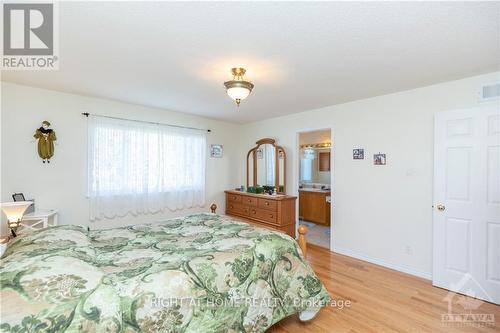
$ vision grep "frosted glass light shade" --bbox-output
[1,201,31,222]
[224,78,254,105]
[227,87,251,101]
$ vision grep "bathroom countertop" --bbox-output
[298,188,331,193]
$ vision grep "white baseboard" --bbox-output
[332,245,432,280]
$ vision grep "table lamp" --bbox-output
[1,201,32,237]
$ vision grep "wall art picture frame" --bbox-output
[374,153,387,165]
[210,144,223,158]
[353,148,364,159]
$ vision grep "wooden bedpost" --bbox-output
[210,203,217,214]
[298,225,308,258]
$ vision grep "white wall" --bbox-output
[2,72,499,279]
[236,72,500,278]
[0,82,241,235]
[299,129,331,145]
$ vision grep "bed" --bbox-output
[0,213,330,332]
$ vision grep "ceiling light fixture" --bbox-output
[224,67,254,107]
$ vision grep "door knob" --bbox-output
[437,204,445,211]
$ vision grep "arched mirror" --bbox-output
[246,138,286,194]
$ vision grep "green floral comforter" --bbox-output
[0,213,330,332]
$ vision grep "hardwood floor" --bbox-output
[270,244,500,333]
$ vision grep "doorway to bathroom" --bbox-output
[297,129,332,249]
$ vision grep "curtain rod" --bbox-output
[81,113,211,133]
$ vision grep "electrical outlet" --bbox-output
[405,246,413,255]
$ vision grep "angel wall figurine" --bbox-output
[34,121,57,163]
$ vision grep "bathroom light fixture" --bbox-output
[300,142,332,149]
[224,67,254,107]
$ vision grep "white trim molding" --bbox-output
[332,245,432,281]
[293,127,335,250]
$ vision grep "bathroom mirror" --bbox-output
[299,147,331,184]
[247,138,286,194]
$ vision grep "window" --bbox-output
[88,116,206,220]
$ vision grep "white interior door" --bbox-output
[433,106,500,305]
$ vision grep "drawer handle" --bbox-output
[232,196,236,200]
[269,214,273,218]
[265,202,269,206]
[230,205,233,209]
[252,210,256,214]
[248,199,252,202]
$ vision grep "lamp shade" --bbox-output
[223,68,254,106]
[227,86,251,101]
[1,201,32,222]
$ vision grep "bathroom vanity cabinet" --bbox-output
[298,190,331,226]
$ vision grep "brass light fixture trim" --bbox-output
[224,67,254,107]
[300,142,332,149]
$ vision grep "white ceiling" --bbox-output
[2,2,499,123]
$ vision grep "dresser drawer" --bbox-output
[225,190,297,238]
[227,193,241,203]
[227,202,249,216]
[242,196,258,206]
[258,198,277,211]
[249,207,277,224]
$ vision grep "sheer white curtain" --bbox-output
[88,116,206,221]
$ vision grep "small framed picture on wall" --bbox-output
[353,149,364,159]
[210,144,223,158]
[374,153,386,165]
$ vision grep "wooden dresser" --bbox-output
[225,190,297,238]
